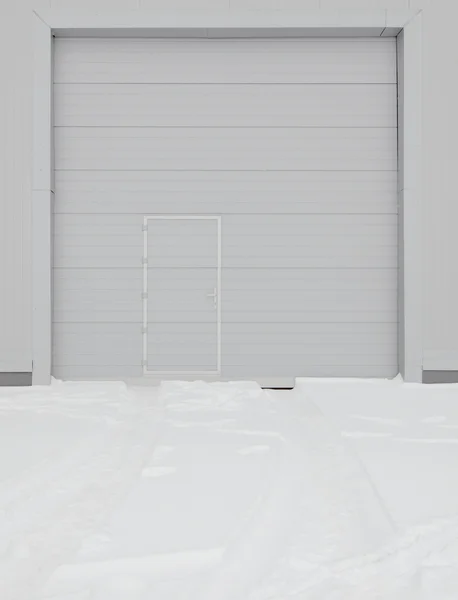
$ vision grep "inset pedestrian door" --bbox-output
[143,216,221,375]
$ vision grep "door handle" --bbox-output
[207,288,217,309]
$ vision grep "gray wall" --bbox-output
[0,4,32,373]
[421,0,458,372]
[2,0,457,379]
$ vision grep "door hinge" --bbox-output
[141,292,148,300]
[142,326,148,335]
[142,257,148,265]
[142,224,148,232]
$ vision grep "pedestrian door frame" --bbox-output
[142,215,222,377]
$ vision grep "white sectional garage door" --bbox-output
[53,37,398,384]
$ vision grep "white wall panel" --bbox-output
[34,0,51,11]
[140,0,229,8]
[321,0,408,7]
[53,171,398,215]
[50,0,141,11]
[55,127,397,172]
[54,83,397,128]
[421,2,458,370]
[0,5,32,373]
[229,0,320,9]
[54,38,397,84]
[410,0,429,8]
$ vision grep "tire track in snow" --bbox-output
[193,389,400,599]
[0,391,162,600]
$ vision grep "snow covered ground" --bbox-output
[0,377,457,599]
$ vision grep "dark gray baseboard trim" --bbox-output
[0,373,33,387]
[423,371,458,384]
